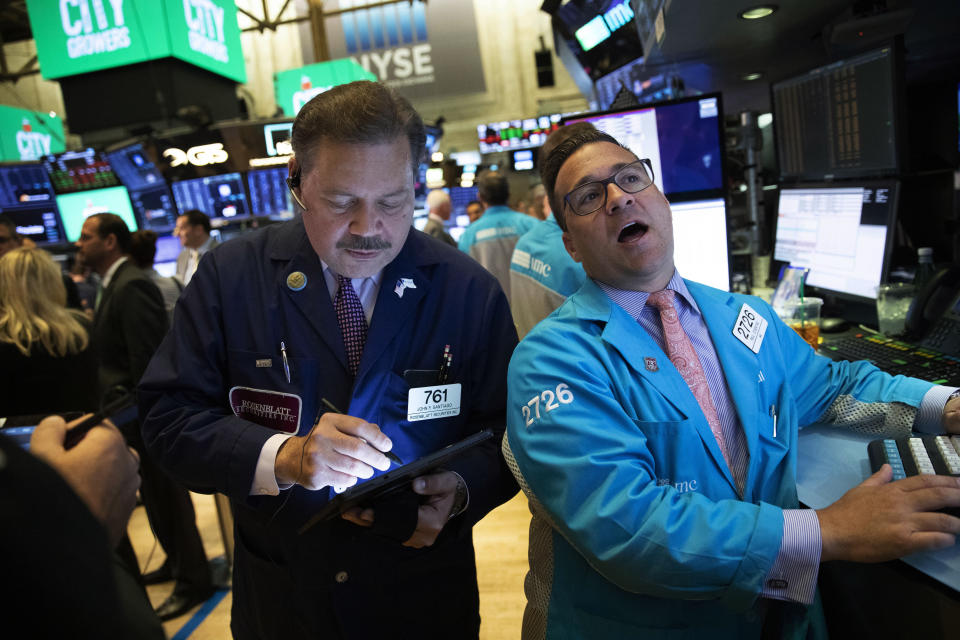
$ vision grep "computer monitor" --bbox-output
[247,167,294,220]
[512,150,535,172]
[42,148,120,194]
[171,173,250,223]
[564,94,730,289]
[106,142,178,231]
[477,114,562,154]
[0,163,65,245]
[772,45,903,182]
[773,180,899,302]
[670,198,730,292]
[55,185,138,242]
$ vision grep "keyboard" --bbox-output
[868,435,960,517]
[821,333,960,387]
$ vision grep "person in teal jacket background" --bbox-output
[504,127,960,639]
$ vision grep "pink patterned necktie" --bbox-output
[335,275,367,376]
[646,289,732,470]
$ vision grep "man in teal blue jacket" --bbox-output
[504,127,960,639]
[458,171,536,299]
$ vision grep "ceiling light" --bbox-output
[741,72,763,81]
[738,5,777,20]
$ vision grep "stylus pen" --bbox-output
[320,398,403,465]
[63,392,137,450]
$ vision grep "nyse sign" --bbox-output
[326,0,485,99]
[164,142,228,167]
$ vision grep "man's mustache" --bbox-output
[336,235,392,250]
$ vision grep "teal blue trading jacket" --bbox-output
[505,277,933,639]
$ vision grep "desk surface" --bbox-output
[797,424,960,592]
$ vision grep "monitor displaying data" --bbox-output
[171,173,250,222]
[0,163,65,245]
[772,46,901,181]
[247,167,293,220]
[774,181,899,300]
[56,185,138,242]
[564,94,725,198]
[106,142,178,231]
[42,148,120,194]
[477,114,563,154]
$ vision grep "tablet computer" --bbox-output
[298,429,495,534]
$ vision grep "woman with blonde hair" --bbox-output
[0,247,98,415]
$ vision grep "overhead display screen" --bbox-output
[26,0,246,82]
[42,148,120,194]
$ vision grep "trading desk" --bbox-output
[798,424,960,638]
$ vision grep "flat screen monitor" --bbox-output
[450,186,479,218]
[56,185,138,242]
[105,142,178,231]
[42,148,120,194]
[154,234,181,264]
[551,0,642,81]
[247,167,293,220]
[477,114,562,154]
[774,180,899,301]
[669,198,730,292]
[772,45,902,181]
[171,173,250,223]
[563,94,725,198]
[105,142,165,192]
[0,163,65,245]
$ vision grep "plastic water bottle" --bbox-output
[913,247,935,290]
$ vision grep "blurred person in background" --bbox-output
[0,247,98,415]
[466,199,484,223]
[174,209,217,286]
[131,229,183,325]
[423,189,457,246]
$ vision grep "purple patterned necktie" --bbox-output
[647,289,733,471]
[335,275,367,376]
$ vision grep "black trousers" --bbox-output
[122,419,211,593]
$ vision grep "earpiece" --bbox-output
[287,168,307,210]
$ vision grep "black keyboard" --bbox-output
[867,435,960,518]
[822,333,960,386]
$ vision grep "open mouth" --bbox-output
[618,221,648,243]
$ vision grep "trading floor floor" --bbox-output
[129,491,531,639]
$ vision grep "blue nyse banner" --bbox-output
[325,0,486,99]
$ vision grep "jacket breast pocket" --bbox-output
[378,371,463,464]
[226,348,319,436]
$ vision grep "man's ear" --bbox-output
[562,231,582,263]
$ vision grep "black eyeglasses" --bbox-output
[563,159,655,217]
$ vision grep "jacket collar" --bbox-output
[269,218,440,378]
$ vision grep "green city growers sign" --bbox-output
[274,59,376,117]
[0,104,66,162]
[26,0,246,83]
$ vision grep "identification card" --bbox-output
[733,303,767,354]
[407,383,462,422]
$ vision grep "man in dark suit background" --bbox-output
[75,213,214,620]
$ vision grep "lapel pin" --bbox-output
[644,356,659,372]
[394,277,416,298]
[286,271,307,291]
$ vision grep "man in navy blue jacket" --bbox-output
[139,81,518,639]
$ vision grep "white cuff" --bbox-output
[914,386,960,433]
[249,433,295,496]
